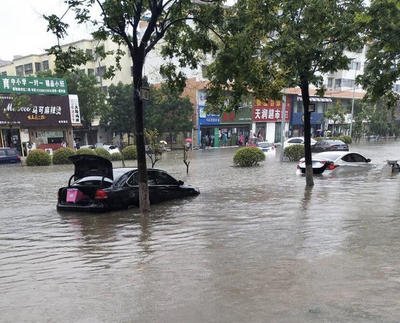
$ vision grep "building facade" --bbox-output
[0,76,78,155]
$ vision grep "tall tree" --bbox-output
[103,82,135,142]
[38,70,108,128]
[207,0,365,186]
[45,0,223,212]
[360,0,400,101]
[145,85,193,146]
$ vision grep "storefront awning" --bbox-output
[297,96,332,103]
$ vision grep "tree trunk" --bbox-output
[132,53,150,213]
[300,75,314,187]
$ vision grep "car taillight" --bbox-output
[94,189,108,200]
[327,163,337,170]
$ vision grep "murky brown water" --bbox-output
[1,140,400,322]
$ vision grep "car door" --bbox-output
[149,169,181,203]
[123,170,162,205]
[109,171,138,208]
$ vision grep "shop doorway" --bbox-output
[1,129,21,154]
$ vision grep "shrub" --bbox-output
[284,144,305,162]
[336,135,352,145]
[122,145,137,160]
[52,147,75,165]
[94,147,111,160]
[110,152,123,161]
[233,147,265,167]
[75,147,96,155]
[26,149,52,166]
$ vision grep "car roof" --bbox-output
[312,151,347,160]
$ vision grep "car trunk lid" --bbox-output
[69,154,113,182]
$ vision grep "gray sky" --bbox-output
[0,0,93,61]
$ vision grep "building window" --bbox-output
[327,77,334,88]
[1,71,7,76]
[15,65,24,76]
[87,68,94,76]
[348,60,361,70]
[334,79,342,88]
[96,66,106,77]
[35,62,42,73]
[42,60,49,70]
[342,79,355,88]
[24,63,33,75]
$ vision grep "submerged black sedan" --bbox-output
[57,155,200,212]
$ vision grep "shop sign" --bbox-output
[0,76,68,96]
[198,105,220,126]
[252,97,291,122]
[68,94,81,124]
[221,108,252,124]
[0,94,72,127]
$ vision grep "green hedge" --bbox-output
[233,147,265,167]
[284,145,305,162]
[94,147,111,160]
[336,135,352,144]
[110,152,123,161]
[122,145,137,160]
[52,147,75,164]
[26,149,52,166]
[76,147,96,155]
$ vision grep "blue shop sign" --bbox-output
[198,105,220,126]
[292,112,324,125]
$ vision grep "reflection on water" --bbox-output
[1,141,400,322]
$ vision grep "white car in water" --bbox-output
[296,151,372,175]
[284,136,317,148]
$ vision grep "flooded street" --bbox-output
[1,141,400,322]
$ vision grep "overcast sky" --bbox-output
[0,0,94,61]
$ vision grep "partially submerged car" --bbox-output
[57,155,200,212]
[0,147,21,164]
[283,137,317,148]
[256,141,276,154]
[297,151,372,175]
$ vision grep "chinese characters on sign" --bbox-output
[0,76,68,95]
[252,98,291,122]
[0,95,71,127]
[68,95,81,124]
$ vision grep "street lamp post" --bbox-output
[349,59,357,138]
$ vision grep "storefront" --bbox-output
[0,76,79,156]
[219,108,252,146]
[290,95,332,137]
[252,97,291,143]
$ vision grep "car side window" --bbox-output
[290,139,302,144]
[0,150,6,157]
[341,154,353,162]
[127,173,138,186]
[352,153,366,162]
[155,171,178,185]
[342,153,366,162]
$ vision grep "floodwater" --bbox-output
[1,141,400,322]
